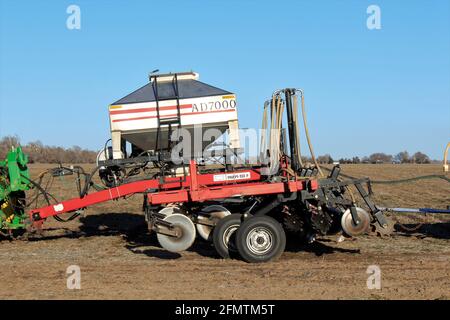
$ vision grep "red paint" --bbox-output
[189,160,199,192]
[28,162,312,224]
[29,166,262,220]
[309,180,319,191]
[112,108,236,123]
[110,104,192,115]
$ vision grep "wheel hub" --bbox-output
[246,227,273,255]
[222,225,239,250]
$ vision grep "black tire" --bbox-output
[236,216,286,263]
[212,213,242,259]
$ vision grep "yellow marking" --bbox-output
[109,105,122,109]
[222,95,235,99]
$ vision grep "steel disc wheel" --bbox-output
[157,214,196,252]
[196,205,231,241]
[236,216,286,263]
[159,206,182,216]
[148,206,182,233]
[341,207,371,237]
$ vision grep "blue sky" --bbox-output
[0,0,449,159]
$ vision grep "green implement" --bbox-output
[0,146,30,231]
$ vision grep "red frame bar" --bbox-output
[29,161,311,221]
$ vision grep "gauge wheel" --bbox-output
[236,216,286,263]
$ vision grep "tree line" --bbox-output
[0,135,435,165]
[0,135,97,163]
[316,151,433,164]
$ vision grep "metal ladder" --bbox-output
[152,74,182,154]
[151,73,186,182]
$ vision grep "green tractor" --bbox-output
[0,146,31,234]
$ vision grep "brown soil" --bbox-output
[0,164,449,299]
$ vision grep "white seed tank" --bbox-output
[108,72,240,159]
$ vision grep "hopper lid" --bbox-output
[112,72,233,105]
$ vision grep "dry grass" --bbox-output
[0,163,448,299]
[326,164,449,209]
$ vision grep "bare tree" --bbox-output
[317,154,334,164]
[0,136,97,163]
[352,156,361,164]
[395,151,410,163]
[411,151,430,164]
[0,135,21,158]
[368,153,393,164]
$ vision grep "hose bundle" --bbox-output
[260,89,324,177]
[260,94,285,175]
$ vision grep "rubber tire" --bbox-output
[212,214,242,259]
[236,216,286,263]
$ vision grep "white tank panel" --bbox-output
[109,95,237,132]
[108,72,240,158]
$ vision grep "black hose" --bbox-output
[21,173,82,222]
[321,166,450,184]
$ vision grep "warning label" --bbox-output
[213,172,251,182]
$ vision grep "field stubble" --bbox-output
[0,163,449,299]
